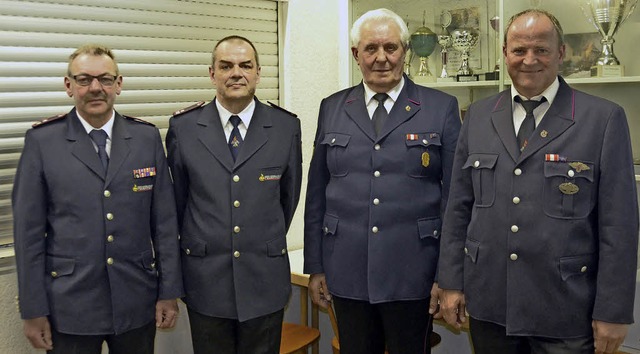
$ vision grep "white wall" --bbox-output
[282,0,352,250]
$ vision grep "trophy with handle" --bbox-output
[451,28,479,81]
[579,0,638,77]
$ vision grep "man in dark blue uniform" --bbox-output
[13,44,183,354]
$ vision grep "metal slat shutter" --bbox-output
[0,0,280,248]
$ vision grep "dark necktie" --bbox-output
[228,115,243,161]
[89,129,109,172]
[372,93,389,136]
[515,96,546,152]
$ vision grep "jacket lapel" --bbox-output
[196,101,234,172]
[105,113,131,187]
[67,109,107,180]
[234,99,269,168]
[379,78,420,138]
[518,78,575,162]
[344,84,376,141]
[491,91,520,162]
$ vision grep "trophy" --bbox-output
[486,16,501,80]
[404,17,414,78]
[437,10,455,82]
[437,34,452,79]
[579,0,638,77]
[451,28,479,81]
[410,11,438,78]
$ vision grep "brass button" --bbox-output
[107,235,114,243]
[103,190,111,198]
[512,197,521,204]
[373,198,380,205]
[374,171,381,177]
[514,168,522,176]
[510,253,518,261]
[233,226,241,233]
[233,200,240,208]
[511,225,519,233]
[107,257,114,265]
[581,266,587,273]
[50,271,58,278]
[106,213,114,221]
[233,251,240,258]
[568,170,575,177]
[372,226,379,233]
[233,175,240,182]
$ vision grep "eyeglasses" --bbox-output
[71,74,118,87]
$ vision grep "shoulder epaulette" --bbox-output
[123,115,155,127]
[32,113,67,128]
[173,101,206,117]
[267,101,298,117]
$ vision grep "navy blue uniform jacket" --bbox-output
[304,77,461,302]
[167,98,302,321]
[438,77,639,337]
[13,109,183,335]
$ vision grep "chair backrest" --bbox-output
[279,273,321,354]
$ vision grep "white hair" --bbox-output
[350,8,410,48]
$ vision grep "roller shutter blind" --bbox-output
[0,0,280,248]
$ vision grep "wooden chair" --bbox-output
[279,273,321,354]
[327,301,441,354]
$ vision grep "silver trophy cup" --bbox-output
[451,28,479,76]
[580,0,638,69]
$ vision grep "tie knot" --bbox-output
[373,93,388,104]
[89,129,108,146]
[229,115,242,128]
[515,96,546,114]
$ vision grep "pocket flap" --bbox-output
[46,256,76,278]
[266,237,288,257]
[463,153,498,170]
[320,133,351,148]
[464,239,480,263]
[559,254,596,281]
[323,214,339,236]
[405,133,442,147]
[544,161,594,182]
[181,236,207,257]
[417,217,442,239]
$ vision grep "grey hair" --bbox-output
[350,8,410,48]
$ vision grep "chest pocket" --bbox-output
[320,133,351,177]
[405,133,441,178]
[543,161,595,219]
[463,153,498,207]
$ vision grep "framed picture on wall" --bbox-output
[560,32,602,78]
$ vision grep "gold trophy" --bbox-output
[579,0,638,77]
[410,11,438,79]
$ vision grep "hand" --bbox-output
[156,299,180,329]
[429,282,444,319]
[593,320,628,354]
[309,273,331,309]
[23,316,53,350]
[440,289,466,329]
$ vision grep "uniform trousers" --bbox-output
[469,317,594,354]
[187,307,284,354]
[48,320,155,354]
[332,295,432,354]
